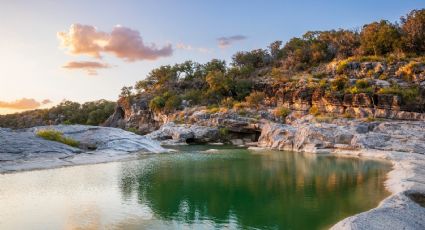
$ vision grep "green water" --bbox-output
[0,146,390,229]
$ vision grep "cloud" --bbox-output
[0,98,51,110]
[62,61,111,75]
[57,24,173,62]
[41,99,52,105]
[217,35,247,48]
[176,42,212,53]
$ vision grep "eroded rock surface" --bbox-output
[146,122,219,145]
[0,125,166,173]
[258,118,425,154]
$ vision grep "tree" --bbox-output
[401,9,425,54]
[245,91,266,108]
[149,96,166,112]
[268,40,283,61]
[120,86,133,99]
[360,20,401,55]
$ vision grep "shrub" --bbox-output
[219,127,229,139]
[397,61,425,82]
[330,76,349,92]
[206,105,220,114]
[36,129,79,147]
[377,85,420,103]
[221,97,235,108]
[149,96,166,112]
[336,60,350,74]
[319,79,328,88]
[126,127,139,134]
[245,91,266,108]
[182,89,203,105]
[314,114,335,123]
[309,105,320,116]
[273,107,291,119]
[345,79,374,94]
[164,95,182,112]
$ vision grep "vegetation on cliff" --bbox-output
[118,9,425,115]
[1,9,425,130]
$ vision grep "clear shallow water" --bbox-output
[0,145,390,230]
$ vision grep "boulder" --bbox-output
[146,122,219,144]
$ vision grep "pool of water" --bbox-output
[0,145,391,229]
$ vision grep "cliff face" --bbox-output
[106,60,425,133]
[104,94,161,134]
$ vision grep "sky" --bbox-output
[0,0,424,114]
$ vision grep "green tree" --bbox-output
[401,9,425,54]
[360,20,401,55]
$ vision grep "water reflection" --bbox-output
[118,147,390,229]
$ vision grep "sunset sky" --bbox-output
[1,0,423,114]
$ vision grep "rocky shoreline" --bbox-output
[1,118,424,229]
[136,116,425,229]
[0,125,167,173]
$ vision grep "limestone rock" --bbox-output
[146,122,219,144]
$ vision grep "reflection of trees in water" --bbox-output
[118,150,390,229]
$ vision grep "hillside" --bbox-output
[106,9,425,134]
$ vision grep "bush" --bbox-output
[245,91,266,108]
[164,95,182,112]
[36,129,79,147]
[345,79,374,94]
[330,76,349,92]
[219,127,229,139]
[336,59,350,74]
[149,96,166,112]
[221,97,235,108]
[377,85,420,103]
[397,61,425,81]
[309,105,320,116]
[273,107,291,120]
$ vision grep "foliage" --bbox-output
[345,79,374,94]
[149,96,166,112]
[397,61,425,81]
[218,127,229,139]
[273,107,291,119]
[309,105,320,116]
[221,97,235,108]
[36,129,79,147]
[377,85,420,103]
[245,91,266,108]
[120,86,134,99]
[330,76,349,92]
[401,9,425,54]
[360,20,401,55]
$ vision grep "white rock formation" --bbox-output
[0,125,167,173]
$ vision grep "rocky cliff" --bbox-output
[106,60,425,135]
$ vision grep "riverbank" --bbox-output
[0,125,167,173]
[330,149,425,229]
[0,120,424,229]
[142,115,425,229]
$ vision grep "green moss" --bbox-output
[36,129,79,147]
[219,127,229,139]
[126,127,139,134]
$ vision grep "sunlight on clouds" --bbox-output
[62,61,111,75]
[57,24,173,61]
[0,98,52,111]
